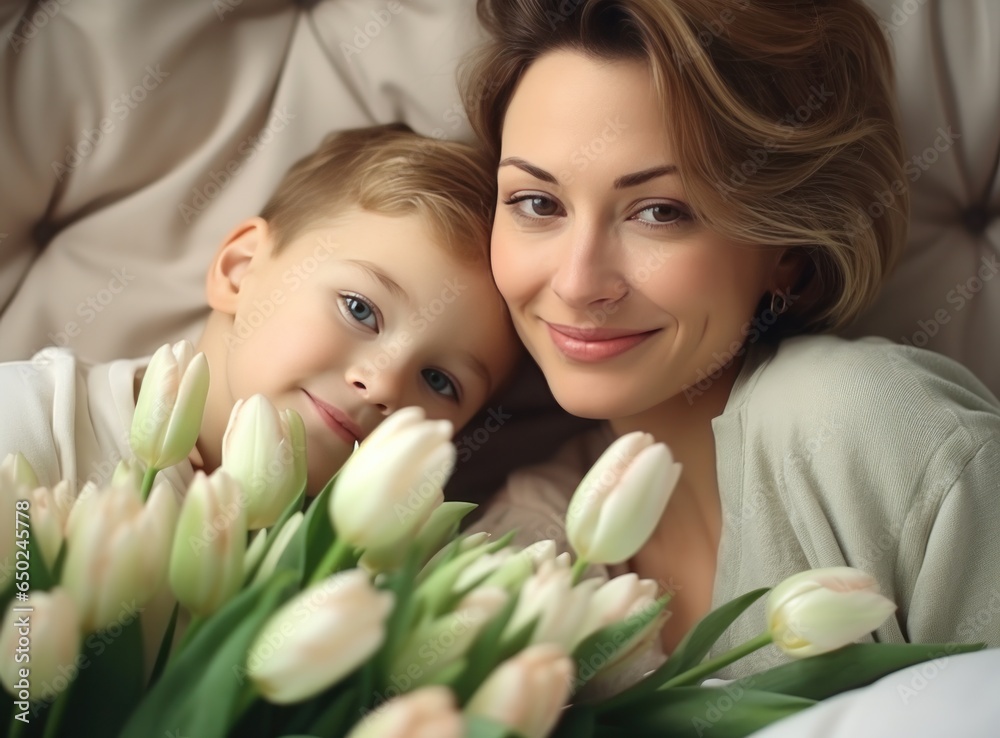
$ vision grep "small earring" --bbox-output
[770,291,789,316]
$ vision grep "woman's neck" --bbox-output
[609,356,743,545]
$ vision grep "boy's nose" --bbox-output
[346,361,403,416]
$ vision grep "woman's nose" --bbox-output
[550,223,628,311]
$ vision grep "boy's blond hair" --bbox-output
[260,124,495,264]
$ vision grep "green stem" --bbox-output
[571,557,589,585]
[658,632,774,690]
[8,715,27,738]
[171,614,205,659]
[41,688,71,738]
[309,537,352,586]
[140,466,159,501]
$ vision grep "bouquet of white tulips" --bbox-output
[0,341,981,738]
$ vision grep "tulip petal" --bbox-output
[587,444,680,564]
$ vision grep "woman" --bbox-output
[462,0,1000,674]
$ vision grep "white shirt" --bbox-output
[0,347,193,497]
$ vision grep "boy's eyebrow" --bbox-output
[343,259,407,301]
[461,352,492,395]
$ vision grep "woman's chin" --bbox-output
[549,383,652,422]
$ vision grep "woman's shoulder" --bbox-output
[727,336,1000,474]
[744,334,1000,438]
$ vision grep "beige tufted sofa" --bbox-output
[1,1,999,733]
[0,0,998,500]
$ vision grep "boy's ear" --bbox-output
[206,217,271,314]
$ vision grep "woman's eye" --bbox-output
[505,194,563,220]
[632,203,689,226]
[343,295,378,330]
[422,368,459,400]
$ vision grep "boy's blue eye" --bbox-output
[344,295,377,329]
[422,368,458,400]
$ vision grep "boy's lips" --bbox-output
[302,390,364,444]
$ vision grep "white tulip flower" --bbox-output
[247,569,393,704]
[346,686,463,738]
[0,589,82,701]
[222,394,307,530]
[566,431,681,565]
[465,643,574,738]
[130,340,210,471]
[329,407,454,552]
[169,470,247,617]
[767,567,898,658]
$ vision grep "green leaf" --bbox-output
[600,686,815,737]
[417,532,516,619]
[304,686,358,736]
[414,501,479,564]
[147,601,180,689]
[120,571,298,738]
[571,595,670,692]
[274,475,337,584]
[601,587,769,710]
[27,518,55,592]
[244,486,307,584]
[53,604,145,737]
[370,554,423,700]
[729,641,985,701]
[450,591,521,704]
[466,714,522,738]
[552,706,597,738]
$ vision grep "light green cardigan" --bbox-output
[475,335,1000,677]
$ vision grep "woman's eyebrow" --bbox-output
[614,165,678,189]
[498,157,558,183]
[498,157,678,189]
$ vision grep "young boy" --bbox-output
[0,125,522,496]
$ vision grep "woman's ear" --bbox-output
[771,247,809,298]
[206,217,271,314]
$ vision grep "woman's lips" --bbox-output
[545,322,659,362]
[303,391,361,445]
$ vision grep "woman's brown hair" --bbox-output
[461,0,908,335]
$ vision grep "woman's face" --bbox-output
[492,49,790,420]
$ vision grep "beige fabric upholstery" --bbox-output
[1,0,997,500]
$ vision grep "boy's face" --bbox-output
[211,209,520,494]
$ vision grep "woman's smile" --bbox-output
[544,321,661,362]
